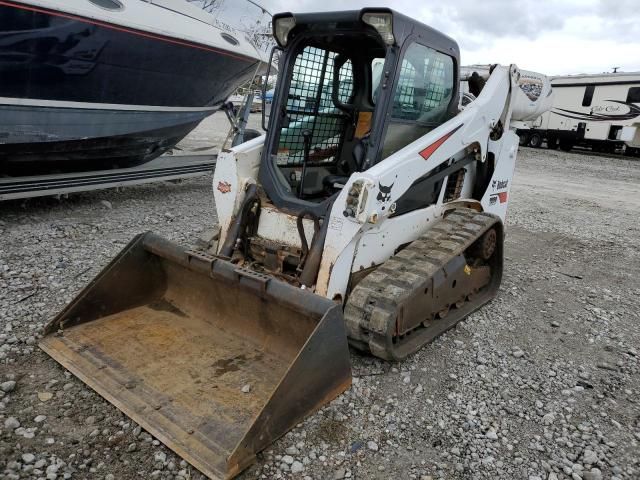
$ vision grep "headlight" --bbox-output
[362,12,394,46]
[274,15,296,47]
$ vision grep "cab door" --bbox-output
[377,42,456,161]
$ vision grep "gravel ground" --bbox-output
[1,145,639,480]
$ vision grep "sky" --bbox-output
[259,0,640,76]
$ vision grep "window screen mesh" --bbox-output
[276,46,353,167]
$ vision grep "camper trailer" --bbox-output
[517,72,640,155]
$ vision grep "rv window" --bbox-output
[627,87,640,104]
[582,85,595,107]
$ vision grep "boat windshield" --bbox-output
[186,0,273,54]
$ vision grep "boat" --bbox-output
[0,0,271,174]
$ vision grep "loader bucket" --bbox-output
[39,233,352,480]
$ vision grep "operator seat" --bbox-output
[322,135,368,192]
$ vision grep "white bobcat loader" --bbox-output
[40,9,552,480]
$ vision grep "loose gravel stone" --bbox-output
[512,348,525,358]
[21,453,35,464]
[583,449,598,465]
[0,380,16,392]
[37,391,53,402]
[332,469,346,480]
[584,469,603,480]
[367,440,379,451]
[4,416,20,429]
[485,429,498,440]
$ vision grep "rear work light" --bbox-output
[362,12,394,46]
[274,15,296,47]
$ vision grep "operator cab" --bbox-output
[274,36,380,198]
[260,9,460,216]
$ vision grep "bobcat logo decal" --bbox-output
[377,182,394,203]
[492,179,508,190]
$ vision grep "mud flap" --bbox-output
[39,233,352,480]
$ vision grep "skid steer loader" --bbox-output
[40,9,552,480]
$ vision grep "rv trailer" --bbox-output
[516,72,640,156]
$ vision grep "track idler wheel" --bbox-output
[475,228,497,260]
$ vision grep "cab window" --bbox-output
[382,43,454,159]
[276,46,353,167]
[371,57,385,104]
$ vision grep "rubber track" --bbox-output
[344,208,501,361]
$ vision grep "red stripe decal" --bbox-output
[0,0,255,63]
[418,124,463,160]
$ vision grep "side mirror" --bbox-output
[262,46,282,131]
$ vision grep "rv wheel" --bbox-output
[518,132,530,146]
[559,140,573,152]
[624,146,640,157]
[529,133,543,148]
